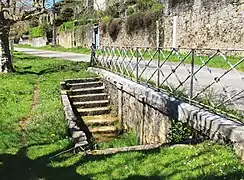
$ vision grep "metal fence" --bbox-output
[90,46,244,122]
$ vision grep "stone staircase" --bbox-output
[67,78,119,143]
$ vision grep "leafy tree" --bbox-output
[0,0,46,73]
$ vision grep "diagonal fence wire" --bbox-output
[92,46,244,122]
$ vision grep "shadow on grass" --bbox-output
[14,64,87,76]
[0,145,90,180]
[0,143,244,180]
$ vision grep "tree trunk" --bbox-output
[0,10,14,73]
[0,28,14,73]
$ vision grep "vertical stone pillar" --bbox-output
[138,95,146,144]
[117,83,123,124]
[163,0,173,16]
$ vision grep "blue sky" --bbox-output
[46,0,62,7]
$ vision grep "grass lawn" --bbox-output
[0,52,244,180]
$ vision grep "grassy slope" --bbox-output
[0,52,96,151]
[0,53,244,180]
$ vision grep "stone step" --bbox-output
[83,115,118,126]
[70,81,104,90]
[78,106,110,116]
[90,126,117,134]
[73,100,109,108]
[94,133,118,142]
[65,77,101,84]
[70,93,109,102]
[69,86,105,96]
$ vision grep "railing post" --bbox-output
[136,47,139,82]
[157,48,161,90]
[190,49,195,104]
[90,43,95,67]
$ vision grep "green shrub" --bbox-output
[170,119,194,143]
[60,7,74,21]
[100,23,108,35]
[107,18,123,41]
[100,16,111,34]
[60,21,75,32]
[29,23,52,38]
[29,26,45,38]
[126,6,135,16]
[136,0,163,12]
[101,16,110,23]
[125,12,144,35]
[143,11,160,30]
[125,11,160,36]
[55,16,66,27]
[105,3,120,18]
[29,17,39,28]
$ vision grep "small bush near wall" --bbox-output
[60,21,75,32]
[125,11,160,36]
[125,12,144,35]
[107,19,123,41]
[100,16,111,34]
[29,25,47,38]
[170,119,194,143]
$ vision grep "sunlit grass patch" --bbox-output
[1,52,244,180]
[98,132,138,149]
[0,52,96,149]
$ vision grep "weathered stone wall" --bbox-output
[163,0,244,49]
[19,37,47,47]
[99,0,244,49]
[99,71,172,144]
[57,25,93,48]
[99,22,163,47]
[58,32,73,48]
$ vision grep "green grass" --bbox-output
[15,44,91,55]
[98,132,138,149]
[0,52,96,151]
[1,139,244,179]
[1,52,244,179]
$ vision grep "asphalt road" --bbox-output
[15,47,90,62]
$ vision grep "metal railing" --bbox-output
[90,46,244,122]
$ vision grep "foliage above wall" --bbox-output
[26,0,164,45]
[29,24,52,39]
[125,11,161,35]
[59,21,75,32]
[100,0,164,40]
[29,26,45,38]
[104,0,163,18]
[107,19,123,41]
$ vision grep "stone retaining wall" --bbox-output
[19,37,47,47]
[103,78,171,144]
[100,0,244,49]
[163,0,244,49]
[57,25,93,48]
[89,67,244,160]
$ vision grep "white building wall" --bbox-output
[94,0,107,10]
